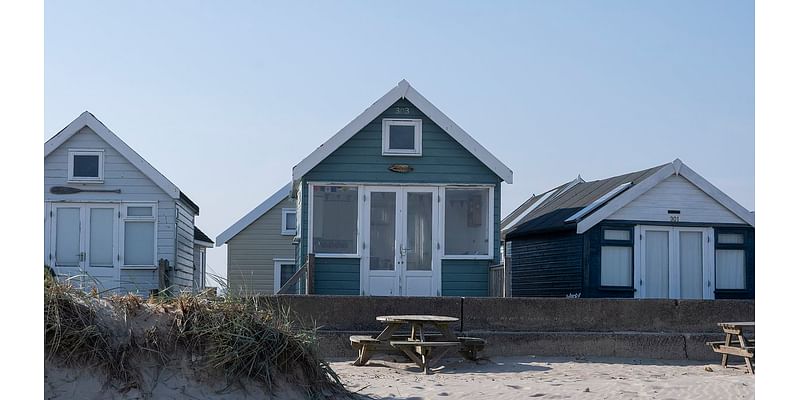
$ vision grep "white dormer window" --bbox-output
[382,119,422,156]
[281,208,297,235]
[68,149,104,183]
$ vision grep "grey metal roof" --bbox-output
[505,163,668,239]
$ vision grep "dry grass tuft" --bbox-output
[44,273,354,398]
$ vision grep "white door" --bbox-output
[50,204,120,292]
[635,226,713,299]
[363,187,440,296]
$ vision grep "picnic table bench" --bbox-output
[350,315,486,374]
[706,321,755,374]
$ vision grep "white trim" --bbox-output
[382,118,422,156]
[501,188,557,233]
[215,182,292,245]
[281,208,297,236]
[45,111,181,198]
[67,148,104,183]
[291,80,513,183]
[576,159,755,234]
[273,258,297,294]
[565,182,633,222]
[193,239,214,248]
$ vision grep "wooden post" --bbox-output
[504,254,512,298]
[307,253,315,295]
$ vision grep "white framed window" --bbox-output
[309,185,361,257]
[443,187,492,259]
[67,149,104,183]
[273,259,298,294]
[121,203,157,268]
[281,208,297,235]
[382,119,422,156]
[600,228,634,287]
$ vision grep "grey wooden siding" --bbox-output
[607,175,746,224]
[44,126,175,294]
[174,201,195,290]
[508,231,584,297]
[227,196,296,295]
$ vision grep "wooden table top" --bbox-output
[376,315,459,323]
[718,322,755,328]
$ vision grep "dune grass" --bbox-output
[44,272,354,398]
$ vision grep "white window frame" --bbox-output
[67,149,105,183]
[273,258,297,294]
[307,183,363,258]
[120,202,158,269]
[382,119,422,156]
[441,186,494,260]
[281,208,297,236]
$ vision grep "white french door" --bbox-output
[363,187,440,296]
[634,226,714,299]
[49,203,120,292]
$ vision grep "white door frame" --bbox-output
[634,225,715,299]
[47,202,121,291]
[360,186,441,296]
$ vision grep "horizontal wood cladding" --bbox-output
[510,231,583,297]
[442,260,489,297]
[608,175,746,225]
[304,99,499,184]
[227,195,296,295]
[314,258,360,295]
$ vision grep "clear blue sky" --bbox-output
[45,1,754,281]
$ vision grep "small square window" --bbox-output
[68,149,104,182]
[382,119,422,156]
[281,208,297,235]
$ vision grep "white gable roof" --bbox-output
[575,159,755,233]
[215,182,292,246]
[291,80,513,183]
[44,111,181,199]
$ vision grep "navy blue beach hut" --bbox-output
[290,80,513,297]
[501,159,754,300]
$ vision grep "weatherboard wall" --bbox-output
[227,195,297,295]
[298,98,503,296]
[44,126,177,295]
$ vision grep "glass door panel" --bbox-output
[405,192,432,271]
[86,207,117,292]
[369,192,396,271]
[54,207,82,280]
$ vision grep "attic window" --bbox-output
[68,149,104,183]
[382,119,422,156]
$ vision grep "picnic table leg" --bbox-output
[353,345,372,366]
[736,334,754,374]
[721,333,732,367]
[376,322,403,341]
[434,323,458,341]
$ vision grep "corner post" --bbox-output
[306,253,315,295]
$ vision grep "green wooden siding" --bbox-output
[304,99,499,184]
[299,98,504,296]
[442,260,490,297]
[313,258,360,295]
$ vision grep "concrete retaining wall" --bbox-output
[259,296,754,361]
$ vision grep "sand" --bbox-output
[331,355,755,400]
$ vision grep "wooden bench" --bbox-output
[707,322,755,374]
[390,341,461,374]
[457,336,487,361]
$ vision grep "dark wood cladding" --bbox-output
[509,231,583,297]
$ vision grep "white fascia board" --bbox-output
[291,80,514,183]
[565,182,633,223]
[677,163,755,227]
[501,188,558,233]
[44,111,181,198]
[576,163,676,234]
[575,158,755,234]
[194,239,214,248]
[215,182,292,246]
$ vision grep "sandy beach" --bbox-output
[331,356,754,400]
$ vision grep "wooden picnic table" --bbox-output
[707,321,755,374]
[350,315,485,374]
